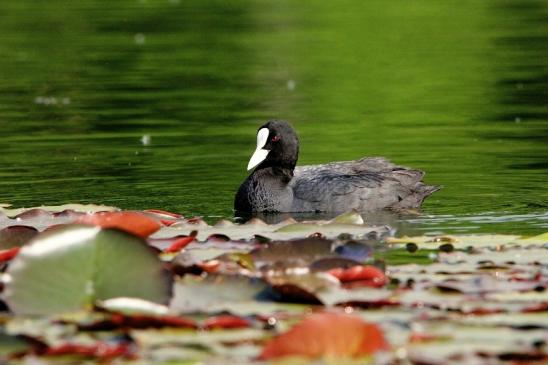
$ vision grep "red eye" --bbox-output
[271,135,280,142]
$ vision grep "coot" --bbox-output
[235,120,439,212]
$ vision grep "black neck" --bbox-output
[254,165,294,184]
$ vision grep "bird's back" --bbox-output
[290,157,439,212]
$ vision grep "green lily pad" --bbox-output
[0,330,37,357]
[4,225,171,315]
[386,233,548,249]
[97,298,170,316]
[0,204,117,218]
[170,274,269,314]
[329,211,365,225]
[152,211,392,241]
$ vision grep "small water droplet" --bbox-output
[287,79,296,91]
[134,33,146,45]
[141,134,151,145]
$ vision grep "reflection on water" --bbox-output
[0,0,546,235]
[491,1,548,126]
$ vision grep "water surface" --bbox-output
[0,0,546,235]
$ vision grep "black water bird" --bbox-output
[235,120,439,213]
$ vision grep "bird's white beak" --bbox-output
[247,128,270,170]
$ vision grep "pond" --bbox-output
[0,0,546,235]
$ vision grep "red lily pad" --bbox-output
[80,313,197,331]
[163,232,197,253]
[328,265,388,288]
[43,342,133,359]
[202,315,251,330]
[143,209,183,227]
[0,247,21,262]
[75,211,161,238]
[143,209,183,219]
[260,311,389,360]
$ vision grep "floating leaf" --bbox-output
[328,265,388,288]
[43,342,133,360]
[266,272,338,304]
[0,330,38,358]
[163,232,196,253]
[435,276,540,294]
[202,315,251,330]
[309,257,363,272]
[0,203,546,364]
[260,311,389,360]
[76,211,161,238]
[170,274,269,314]
[143,209,183,219]
[132,327,265,360]
[316,287,394,307]
[0,204,117,218]
[329,211,364,225]
[97,298,170,317]
[387,233,548,249]
[333,240,374,262]
[0,226,38,249]
[143,209,184,227]
[0,247,20,262]
[4,225,171,315]
[251,238,334,269]
[80,313,197,331]
[151,211,392,241]
[519,232,548,244]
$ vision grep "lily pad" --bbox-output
[0,226,38,249]
[3,225,171,315]
[251,237,334,269]
[170,274,270,314]
[75,211,161,238]
[0,204,117,218]
[97,298,170,316]
[259,311,389,360]
[386,233,548,249]
[151,211,392,241]
[0,330,38,358]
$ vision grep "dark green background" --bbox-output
[0,0,546,234]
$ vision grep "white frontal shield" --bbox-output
[247,128,270,170]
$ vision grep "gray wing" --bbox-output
[291,157,438,212]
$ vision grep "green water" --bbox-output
[0,0,546,235]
